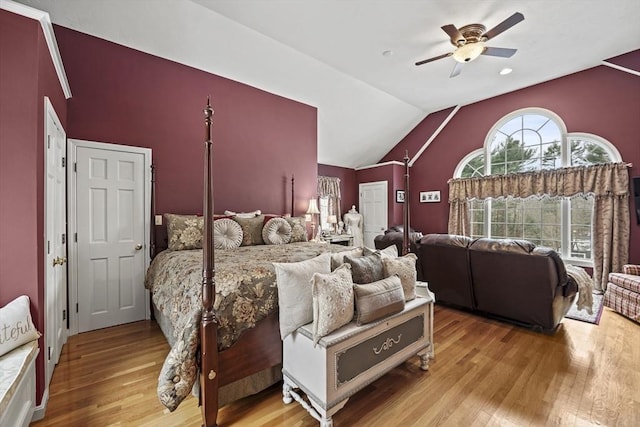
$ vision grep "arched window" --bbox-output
[455,108,621,265]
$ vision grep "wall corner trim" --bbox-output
[1,0,72,99]
[355,160,404,171]
[409,105,461,167]
[601,60,640,77]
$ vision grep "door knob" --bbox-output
[135,244,143,250]
[52,256,66,266]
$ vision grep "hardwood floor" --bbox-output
[32,306,639,426]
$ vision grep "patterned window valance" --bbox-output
[318,176,341,198]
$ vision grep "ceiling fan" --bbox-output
[415,12,524,78]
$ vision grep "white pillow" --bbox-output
[0,295,41,357]
[224,209,261,218]
[311,264,354,344]
[213,218,243,249]
[273,253,331,339]
[262,217,292,245]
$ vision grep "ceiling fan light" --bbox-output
[452,42,486,63]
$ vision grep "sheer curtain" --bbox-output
[317,176,342,230]
[448,162,630,290]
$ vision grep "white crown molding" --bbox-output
[602,60,640,77]
[1,0,72,99]
[409,105,461,167]
[355,160,404,171]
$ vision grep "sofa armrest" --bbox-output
[622,264,640,276]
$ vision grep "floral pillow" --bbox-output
[382,253,418,301]
[164,214,204,251]
[285,216,308,243]
[233,215,265,246]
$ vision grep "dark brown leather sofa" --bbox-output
[418,234,578,332]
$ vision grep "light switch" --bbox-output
[155,215,163,225]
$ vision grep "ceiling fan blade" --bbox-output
[450,62,463,78]
[415,52,452,66]
[441,24,465,44]
[483,12,524,40]
[482,46,517,58]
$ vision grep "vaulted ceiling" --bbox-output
[17,0,640,168]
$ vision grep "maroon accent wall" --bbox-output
[317,164,357,215]
[389,60,640,263]
[607,49,640,72]
[379,107,455,164]
[55,26,318,224]
[0,10,67,404]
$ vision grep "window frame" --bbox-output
[456,108,621,267]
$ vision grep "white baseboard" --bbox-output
[31,387,49,422]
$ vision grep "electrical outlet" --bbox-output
[155,215,163,225]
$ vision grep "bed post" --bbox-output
[150,164,157,259]
[201,98,219,427]
[402,150,410,256]
[291,174,295,216]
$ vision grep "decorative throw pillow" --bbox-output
[224,209,261,218]
[213,218,243,249]
[0,295,41,357]
[165,213,204,251]
[273,253,332,339]
[382,253,418,301]
[330,247,363,270]
[262,217,292,245]
[285,216,308,243]
[345,252,384,284]
[363,244,398,259]
[233,215,265,246]
[353,275,405,325]
[311,264,354,344]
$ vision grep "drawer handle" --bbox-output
[373,334,402,355]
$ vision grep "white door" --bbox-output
[359,181,388,248]
[44,97,67,386]
[73,142,150,332]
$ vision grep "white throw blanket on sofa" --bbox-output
[565,264,594,314]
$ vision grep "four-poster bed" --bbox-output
[147,100,414,426]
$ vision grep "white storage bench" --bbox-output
[0,340,39,427]
[282,293,434,427]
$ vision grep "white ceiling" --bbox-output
[16,0,640,168]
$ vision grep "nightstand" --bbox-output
[323,234,353,246]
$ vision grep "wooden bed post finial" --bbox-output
[402,150,410,256]
[201,97,219,427]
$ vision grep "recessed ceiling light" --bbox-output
[382,50,393,57]
[499,68,513,75]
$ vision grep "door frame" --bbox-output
[359,180,388,248]
[43,96,67,391]
[67,139,152,335]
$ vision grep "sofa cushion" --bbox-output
[608,273,640,293]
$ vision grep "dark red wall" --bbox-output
[317,164,357,214]
[0,10,67,404]
[387,59,640,263]
[55,26,318,221]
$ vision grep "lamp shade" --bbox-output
[306,198,320,215]
[327,215,337,224]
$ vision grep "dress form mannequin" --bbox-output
[343,205,364,247]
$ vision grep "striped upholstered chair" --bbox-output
[604,265,640,322]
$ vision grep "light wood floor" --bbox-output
[32,306,639,427]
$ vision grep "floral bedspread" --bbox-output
[144,242,347,411]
